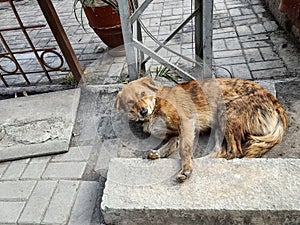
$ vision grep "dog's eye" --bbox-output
[141,91,145,97]
[128,100,135,105]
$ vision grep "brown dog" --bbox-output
[115,77,287,182]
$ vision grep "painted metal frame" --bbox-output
[118,0,213,81]
[0,0,83,87]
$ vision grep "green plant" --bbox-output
[151,65,179,84]
[73,0,118,10]
[61,72,77,85]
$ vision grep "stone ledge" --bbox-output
[101,158,300,225]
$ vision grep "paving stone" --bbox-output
[263,20,279,32]
[212,39,227,51]
[102,158,300,225]
[1,159,29,181]
[244,48,263,63]
[18,181,57,224]
[42,162,86,179]
[21,158,50,180]
[248,60,285,71]
[68,181,99,225]
[51,146,93,162]
[229,8,242,16]
[242,40,271,48]
[219,18,233,27]
[226,3,245,9]
[43,180,80,224]
[252,4,266,13]
[213,31,237,40]
[260,47,280,60]
[108,63,124,77]
[230,64,252,79]
[224,37,241,50]
[232,14,256,22]
[213,27,235,34]
[0,162,10,178]
[213,49,243,58]
[0,202,26,224]
[234,17,259,26]
[0,180,36,200]
[252,68,288,79]
[214,3,225,10]
[250,24,266,34]
[240,7,254,15]
[214,56,246,65]
[214,65,232,78]
[236,25,252,36]
[239,33,270,42]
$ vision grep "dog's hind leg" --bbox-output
[147,136,179,159]
[225,129,243,159]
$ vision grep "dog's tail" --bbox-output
[243,105,288,158]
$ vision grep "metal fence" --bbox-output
[117,0,213,81]
[0,0,82,87]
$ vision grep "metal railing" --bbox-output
[0,0,83,87]
[117,0,213,81]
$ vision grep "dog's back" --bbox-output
[151,78,287,158]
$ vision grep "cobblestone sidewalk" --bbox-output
[0,0,300,224]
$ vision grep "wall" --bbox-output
[265,0,300,43]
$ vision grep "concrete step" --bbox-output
[101,158,300,225]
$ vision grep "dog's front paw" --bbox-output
[147,150,160,160]
[176,169,192,183]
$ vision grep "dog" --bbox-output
[115,77,287,182]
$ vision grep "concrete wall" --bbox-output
[265,0,300,43]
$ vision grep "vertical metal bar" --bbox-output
[118,0,138,80]
[194,0,204,79]
[194,0,203,60]
[9,0,52,82]
[203,0,213,78]
[133,0,145,74]
[0,32,30,85]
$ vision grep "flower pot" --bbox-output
[84,5,124,48]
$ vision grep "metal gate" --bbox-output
[0,0,82,87]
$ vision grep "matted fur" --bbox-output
[115,77,287,182]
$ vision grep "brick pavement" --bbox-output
[0,0,300,224]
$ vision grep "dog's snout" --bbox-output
[140,107,148,117]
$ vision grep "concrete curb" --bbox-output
[102,158,300,225]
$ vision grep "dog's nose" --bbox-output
[140,107,148,117]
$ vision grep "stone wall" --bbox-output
[265,0,300,43]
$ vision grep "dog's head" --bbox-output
[115,77,161,120]
[129,96,156,121]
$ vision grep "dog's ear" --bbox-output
[143,77,161,92]
[115,91,122,111]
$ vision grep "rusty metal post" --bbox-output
[37,0,84,83]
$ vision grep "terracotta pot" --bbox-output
[279,0,300,29]
[84,5,124,48]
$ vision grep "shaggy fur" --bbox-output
[115,77,287,182]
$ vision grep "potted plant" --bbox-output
[73,0,124,49]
